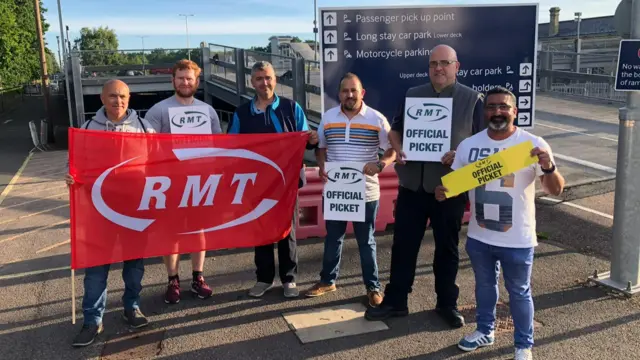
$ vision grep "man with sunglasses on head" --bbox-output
[365,44,485,328]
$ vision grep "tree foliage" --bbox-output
[73,27,203,68]
[0,0,52,88]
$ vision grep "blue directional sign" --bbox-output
[615,39,640,91]
[319,4,538,127]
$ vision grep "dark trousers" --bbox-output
[254,199,298,284]
[384,185,466,309]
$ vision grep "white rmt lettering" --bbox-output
[138,176,171,210]
[231,173,257,204]
[178,175,222,208]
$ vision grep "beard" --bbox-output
[342,98,357,111]
[488,115,509,131]
[175,85,197,98]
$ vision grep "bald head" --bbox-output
[429,44,457,61]
[100,79,130,122]
[428,44,460,91]
[102,79,129,96]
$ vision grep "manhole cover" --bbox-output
[100,329,165,359]
[459,302,542,334]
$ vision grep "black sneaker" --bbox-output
[122,308,149,329]
[364,303,409,321]
[72,323,103,347]
[435,307,465,328]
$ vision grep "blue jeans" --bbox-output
[466,237,534,349]
[82,259,144,326]
[320,200,380,291]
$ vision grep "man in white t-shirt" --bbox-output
[146,59,222,305]
[435,86,564,360]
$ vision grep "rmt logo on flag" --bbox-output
[68,129,309,269]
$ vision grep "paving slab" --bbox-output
[283,302,388,343]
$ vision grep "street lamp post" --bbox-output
[574,12,582,72]
[56,35,62,69]
[138,36,148,72]
[179,14,194,60]
[313,0,318,63]
[57,0,73,128]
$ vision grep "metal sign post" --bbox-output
[589,0,640,296]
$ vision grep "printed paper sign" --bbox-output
[323,162,366,222]
[402,97,452,162]
[441,140,537,198]
[168,106,212,134]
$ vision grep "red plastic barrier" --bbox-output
[296,166,471,240]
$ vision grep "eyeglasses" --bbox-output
[429,60,457,68]
[485,104,512,111]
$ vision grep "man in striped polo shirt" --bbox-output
[305,72,396,307]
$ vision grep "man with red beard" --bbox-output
[146,59,222,304]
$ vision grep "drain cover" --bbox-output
[459,302,542,333]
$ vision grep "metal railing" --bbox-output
[81,108,235,128]
[74,48,201,78]
[66,42,631,130]
[537,49,625,103]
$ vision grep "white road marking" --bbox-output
[539,196,614,220]
[537,122,619,142]
[36,239,70,254]
[0,192,67,210]
[0,219,70,245]
[554,153,617,174]
[0,153,33,206]
[3,119,13,124]
[0,265,70,280]
[0,204,69,225]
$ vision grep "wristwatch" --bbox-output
[541,162,556,174]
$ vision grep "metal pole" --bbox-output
[58,0,74,127]
[179,14,194,60]
[595,0,640,296]
[34,0,52,140]
[139,36,147,72]
[66,25,71,53]
[313,0,317,63]
[56,36,62,69]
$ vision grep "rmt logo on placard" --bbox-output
[170,110,209,128]
[406,103,450,121]
[327,166,363,184]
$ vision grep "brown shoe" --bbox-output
[368,290,383,307]
[305,282,337,297]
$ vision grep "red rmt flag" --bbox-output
[68,128,309,269]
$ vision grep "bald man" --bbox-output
[66,79,154,348]
[79,79,155,132]
[365,44,485,327]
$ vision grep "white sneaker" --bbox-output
[457,330,495,352]
[283,282,299,298]
[515,348,532,360]
[248,282,274,297]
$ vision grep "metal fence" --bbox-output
[81,108,235,127]
[537,49,625,103]
[0,86,24,114]
[75,48,201,78]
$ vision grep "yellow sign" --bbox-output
[442,140,538,198]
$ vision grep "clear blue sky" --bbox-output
[43,0,616,56]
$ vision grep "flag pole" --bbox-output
[71,269,76,324]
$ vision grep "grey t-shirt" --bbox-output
[145,95,222,134]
